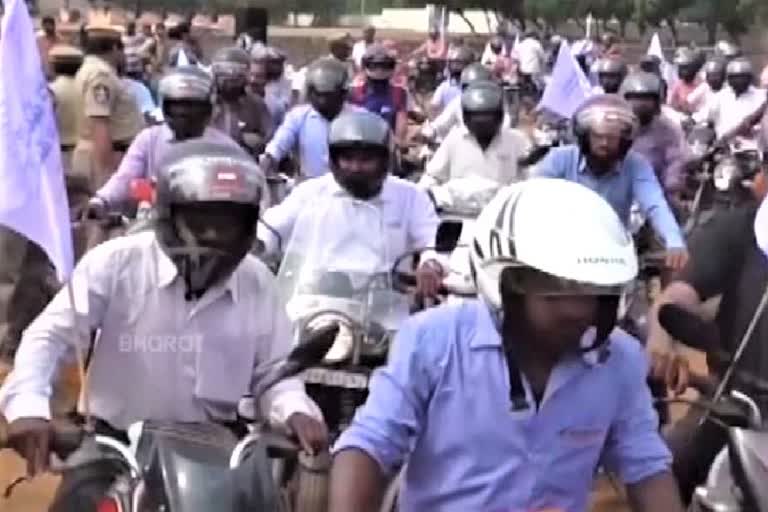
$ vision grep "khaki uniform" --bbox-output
[72,54,144,194]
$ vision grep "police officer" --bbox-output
[48,44,90,260]
[72,24,144,195]
[210,46,274,155]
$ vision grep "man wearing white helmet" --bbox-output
[329,179,683,511]
[533,94,688,270]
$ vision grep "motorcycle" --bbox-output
[658,303,768,511]
[0,326,338,512]
[275,195,411,441]
[683,130,758,235]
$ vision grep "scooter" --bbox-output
[1,326,338,512]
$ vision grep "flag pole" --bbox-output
[65,279,93,430]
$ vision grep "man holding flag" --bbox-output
[647,152,768,504]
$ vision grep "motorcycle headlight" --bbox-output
[305,313,356,363]
[714,160,737,192]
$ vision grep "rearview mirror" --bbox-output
[435,221,462,253]
[287,323,339,369]
[658,303,720,352]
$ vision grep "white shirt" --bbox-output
[0,231,321,429]
[352,40,369,68]
[695,85,767,137]
[427,96,513,140]
[515,37,546,76]
[260,173,439,267]
[421,125,532,188]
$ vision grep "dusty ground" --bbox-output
[0,349,706,511]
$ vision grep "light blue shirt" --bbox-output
[122,77,157,115]
[333,300,671,512]
[264,103,363,178]
[534,145,685,249]
[430,78,461,113]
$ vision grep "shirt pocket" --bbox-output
[544,424,608,491]
[194,318,261,406]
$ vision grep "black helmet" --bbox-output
[158,66,213,103]
[211,46,250,77]
[595,57,628,77]
[704,58,727,76]
[639,54,662,74]
[306,57,349,94]
[362,43,396,67]
[461,80,504,113]
[155,141,264,298]
[328,111,392,198]
[621,72,663,101]
[329,110,391,158]
[460,63,493,89]
[726,57,754,78]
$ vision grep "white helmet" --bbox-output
[470,178,638,310]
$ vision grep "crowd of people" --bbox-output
[0,12,767,512]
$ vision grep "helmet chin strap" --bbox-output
[173,217,222,300]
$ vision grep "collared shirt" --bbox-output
[122,77,157,115]
[96,124,243,206]
[516,37,546,76]
[696,85,767,137]
[49,76,80,147]
[352,40,369,68]
[689,83,718,117]
[265,77,293,126]
[264,103,363,178]
[421,124,531,188]
[260,173,439,265]
[333,300,671,512]
[0,231,321,430]
[430,78,461,114]
[210,93,274,149]
[667,78,702,114]
[632,115,691,194]
[429,96,513,140]
[533,145,685,248]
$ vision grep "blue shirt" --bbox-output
[534,145,685,249]
[333,300,671,512]
[430,78,462,113]
[265,103,363,178]
[122,77,157,115]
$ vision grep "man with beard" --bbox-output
[623,72,691,200]
[533,94,688,271]
[210,46,274,156]
[260,110,443,298]
[261,58,365,179]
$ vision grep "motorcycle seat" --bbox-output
[727,428,768,510]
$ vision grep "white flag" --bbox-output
[176,48,191,67]
[0,0,73,281]
[538,41,593,119]
[647,32,677,86]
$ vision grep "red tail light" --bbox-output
[130,179,155,204]
[96,496,121,512]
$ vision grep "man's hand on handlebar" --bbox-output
[287,413,329,456]
[665,248,689,271]
[415,259,445,301]
[6,417,53,477]
[83,197,109,221]
[649,349,691,396]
